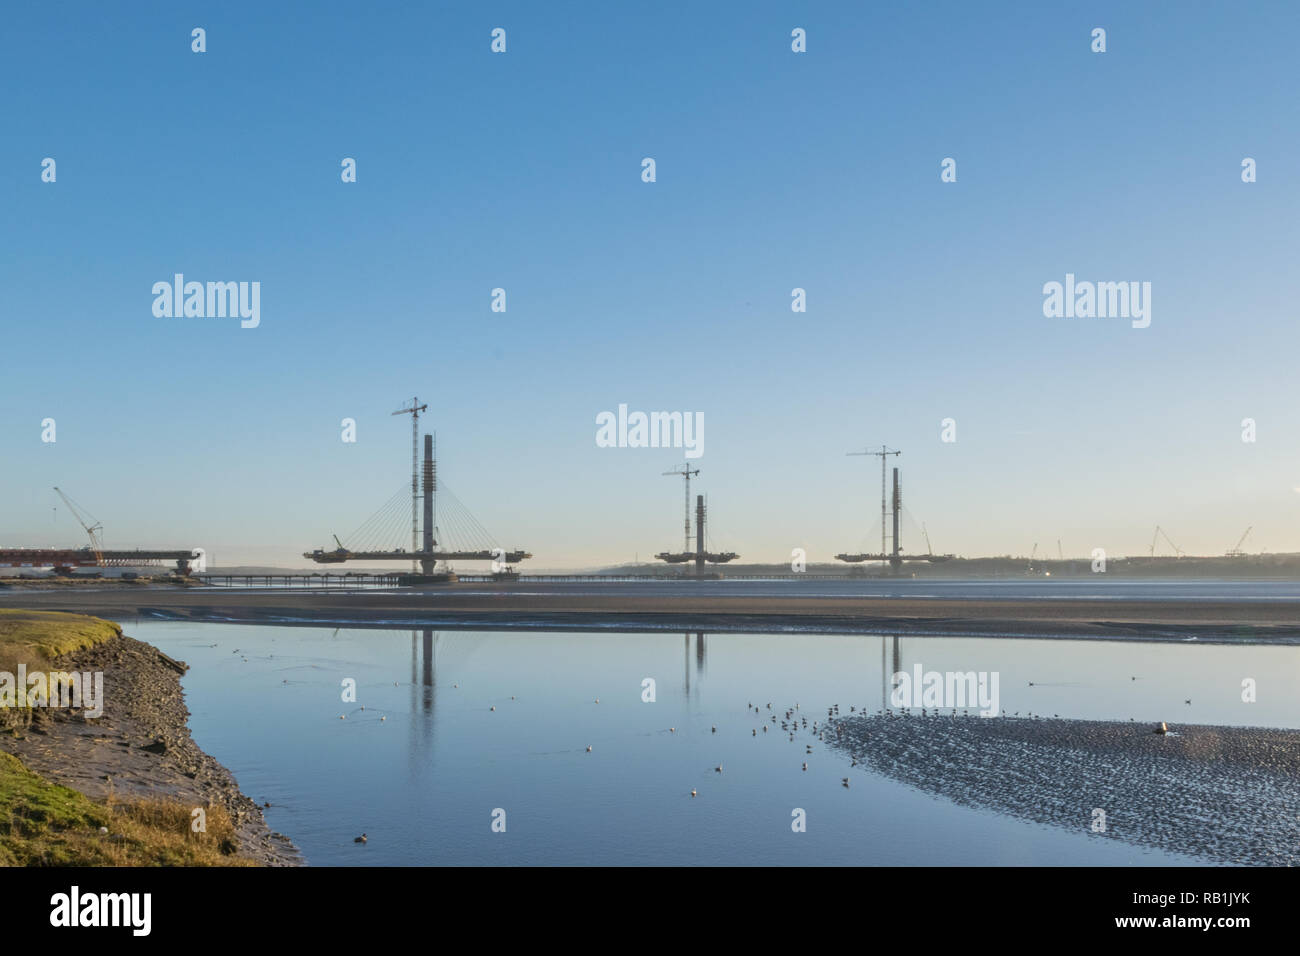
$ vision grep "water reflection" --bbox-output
[123,621,1300,866]
[684,631,707,695]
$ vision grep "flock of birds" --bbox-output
[325,672,1182,846]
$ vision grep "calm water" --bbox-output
[122,618,1300,866]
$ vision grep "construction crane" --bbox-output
[922,522,934,555]
[1226,526,1253,557]
[1149,525,1185,558]
[392,397,428,572]
[848,445,900,557]
[52,487,104,566]
[663,464,700,555]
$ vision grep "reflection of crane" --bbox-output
[1227,526,1253,557]
[662,465,700,555]
[53,487,103,566]
[1149,525,1185,558]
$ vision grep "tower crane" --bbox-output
[848,445,900,558]
[663,464,700,554]
[52,487,104,566]
[392,397,428,572]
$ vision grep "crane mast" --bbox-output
[663,464,700,554]
[848,445,900,557]
[392,397,428,572]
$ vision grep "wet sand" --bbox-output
[823,713,1300,865]
[1,584,1298,641]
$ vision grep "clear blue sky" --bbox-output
[2,1,1297,567]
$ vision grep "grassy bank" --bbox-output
[1,608,262,865]
[0,751,252,866]
[0,608,121,672]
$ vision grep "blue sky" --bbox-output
[2,1,1297,567]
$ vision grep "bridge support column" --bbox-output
[421,434,435,575]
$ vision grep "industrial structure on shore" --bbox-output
[0,547,199,575]
[0,488,199,575]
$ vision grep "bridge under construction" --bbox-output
[304,406,531,580]
[654,465,737,573]
[837,447,953,570]
[0,548,199,575]
[0,487,200,574]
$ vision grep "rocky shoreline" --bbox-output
[1,632,301,866]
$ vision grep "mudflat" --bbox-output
[826,712,1300,865]
[1,583,1298,641]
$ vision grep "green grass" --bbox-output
[0,751,254,866]
[0,608,121,673]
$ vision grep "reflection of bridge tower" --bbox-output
[881,635,901,710]
[422,628,435,709]
[684,631,707,695]
[410,629,438,714]
[405,628,440,782]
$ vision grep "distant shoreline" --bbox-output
[2,584,1298,643]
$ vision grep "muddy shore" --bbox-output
[1,632,301,866]
[824,713,1300,865]
[1,584,1298,641]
